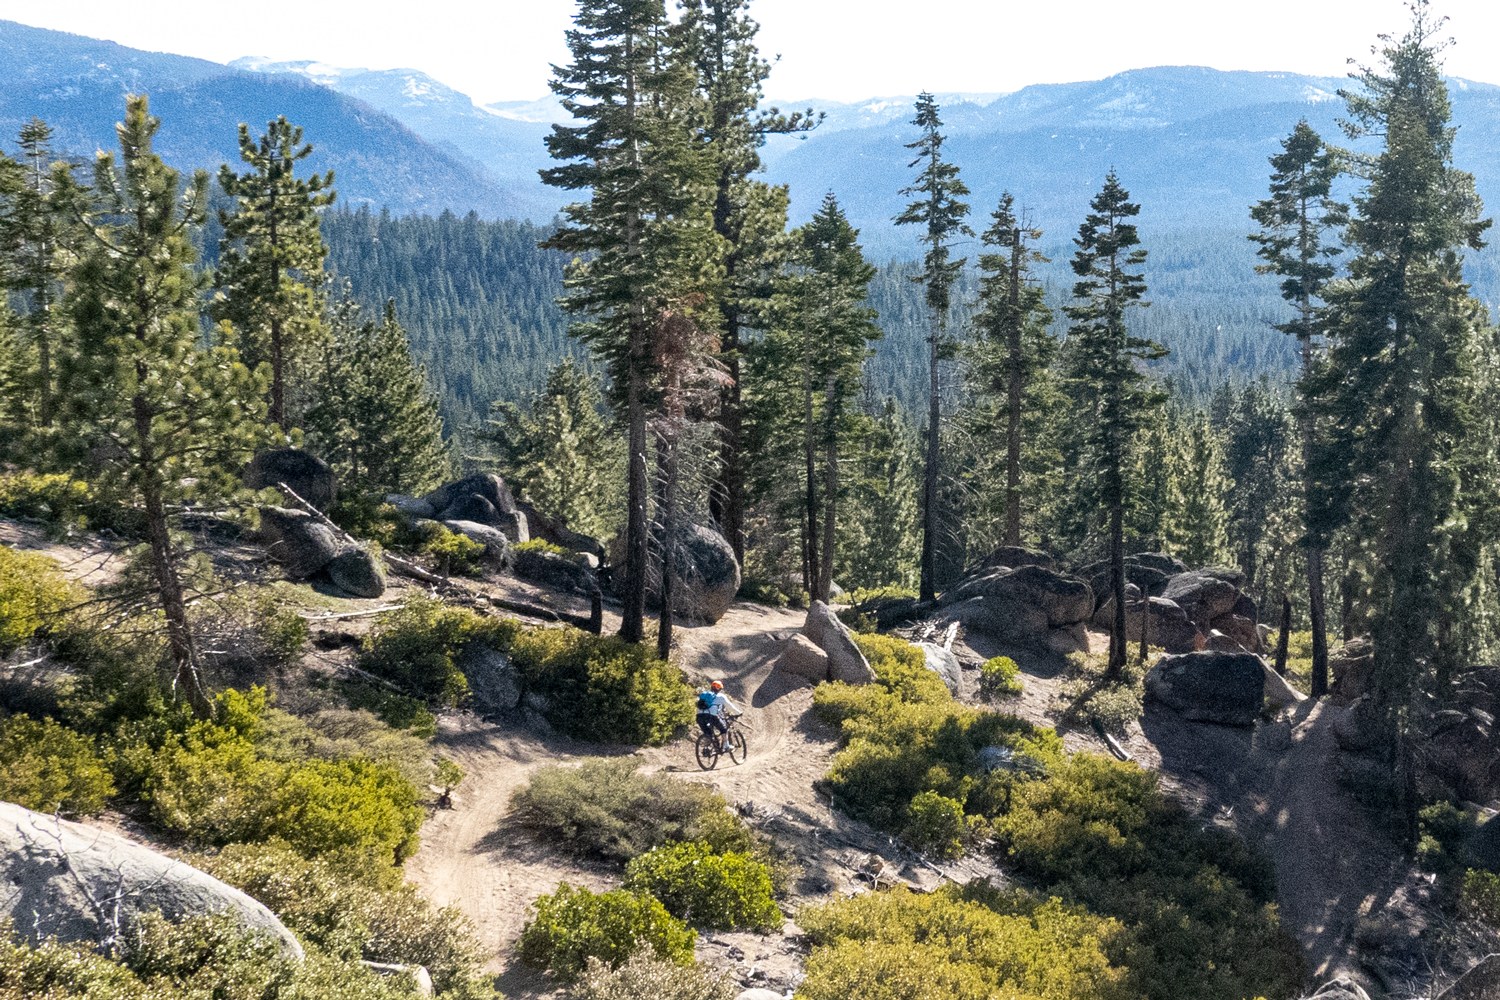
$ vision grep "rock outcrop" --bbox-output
[327,547,386,598]
[0,800,302,957]
[1092,594,1202,653]
[423,473,530,543]
[774,634,830,685]
[630,520,741,625]
[940,563,1094,653]
[258,506,340,579]
[514,546,597,594]
[1329,636,1374,703]
[1145,650,1265,727]
[802,602,875,684]
[919,642,963,693]
[441,520,514,568]
[245,448,336,511]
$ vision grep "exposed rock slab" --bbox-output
[803,602,874,684]
[1145,650,1265,727]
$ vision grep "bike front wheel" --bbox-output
[694,732,720,771]
[727,728,748,764]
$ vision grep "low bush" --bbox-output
[0,714,114,815]
[737,577,790,608]
[192,588,309,675]
[569,952,733,1000]
[510,758,752,864]
[200,841,491,995]
[1079,682,1143,736]
[993,753,1302,1000]
[1461,868,1500,928]
[622,841,781,931]
[116,688,423,866]
[1417,801,1477,876]
[797,884,1127,1000]
[0,546,76,653]
[422,525,487,577]
[843,584,919,608]
[854,633,950,706]
[519,884,695,982]
[902,790,971,859]
[338,681,439,738]
[360,597,517,707]
[979,656,1022,698]
[0,471,124,533]
[515,539,569,558]
[510,628,691,745]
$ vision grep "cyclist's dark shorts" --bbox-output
[697,711,727,737]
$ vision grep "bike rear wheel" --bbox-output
[694,731,720,770]
[728,727,747,764]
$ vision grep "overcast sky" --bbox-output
[1,0,1496,104]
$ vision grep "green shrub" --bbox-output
[200,841,490,995]
[903,790,970,859]
[0,714,114,816]
[979,656,1022,698]
[737,577,790,608]
[1080,682,1143,736]
[622,841,781,931]
[1417,801,1477,876]
[511,628,692,745]
[0,472,111,531]
[360,597,517,706]
[117,689,423,866]
[192,588,309,674]
[797,885,1127,1000]
[1461,868,1500,927]
[337,681,439,738]
[854,633,950,706]
[515,539,569,557]
[0,547,76,653]
[843,584,919,608]
[510,758,752,864]
[519,884,695,982]
[993,753,1301,1000]
[422,526,487,577]
[570,952,733,1000]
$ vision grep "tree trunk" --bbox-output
[818,374,837,604]
[133,388,212,719]
[1138,588,1150,663]
[1308,546,1329,695]
[920,306,941,602]
[269,210,285,430]
[656,429,678,661]
[1109,490,1127,679]
[1004,227,1024,547]
[1275,594,1292,676]
[620,361,649,644]
[803,370,819,600]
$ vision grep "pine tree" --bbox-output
[213,116,336,432]
[485,359,624,540]
[542,0,724,644]
[1310,2,1496,761]
[55,96,268,718]
[970,193,1053,548]
[0,119,77,433]
[1065,171,1163,678]
[838,400,921,591]
[304,296,450,498]
[1222,380,1296,595]
[676,0,816,564]
[1168,415,1234,568]
[1250,120,1347,696]
[895,93,971,602]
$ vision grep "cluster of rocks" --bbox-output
[387,472,532,570]
[775,602,877,686]
[1086,554,1264,655]
[247,448,385,597]
[936,548,1094,655]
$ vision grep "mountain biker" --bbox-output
[695,680,740,751]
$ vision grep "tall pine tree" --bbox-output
[1065,171,1163,678]
[542,0,723,644]
[895,93,971,601]
[56,96,268,717]
[213,117,335,432]
[1250,120,1347,696]
[1309,2,1496,763]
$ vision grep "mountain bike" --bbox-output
[695,713,747,770]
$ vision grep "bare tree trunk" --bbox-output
[803,368,819,599]
[1109,486,1127,680]
[620,360,649,644]
[1004,227,1024,547]
[656,429,678,661]
[920,307,942,602]
[1137,589,1150,663]
[1275,593,1292,676]
[133,387,212,719]
[269,211,285,429]
[1308,546,1330,696]
[818,375,837,604]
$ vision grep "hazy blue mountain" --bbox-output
[0,20,525,219]
[229,58,558,220]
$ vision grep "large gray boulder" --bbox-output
[385,494,435,519]
[919,642,963,694]
[943,565,1092,626]
[1093,596,1202,653]
[442,520,513,568]
[514,547,596,594]
[1145,650,1265,727]
[245,448,336,511]
[637,521,741,625]
[1262,661,1307,710]
[1437,955,1500,1000]
[258,506,340,579]
[0,800,302,957]
[774,634,829,685]
[515,499,606,560]
[328,547,386,598]
[975,546,1056,572]
[803,602,875,684]
[1330,636,1375,703]
[1303,979,1372,1000]
[459,645,522,715]
[424,473,520,518]
[1162,569,1244,630]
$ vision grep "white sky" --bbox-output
[0,0,1496,104]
